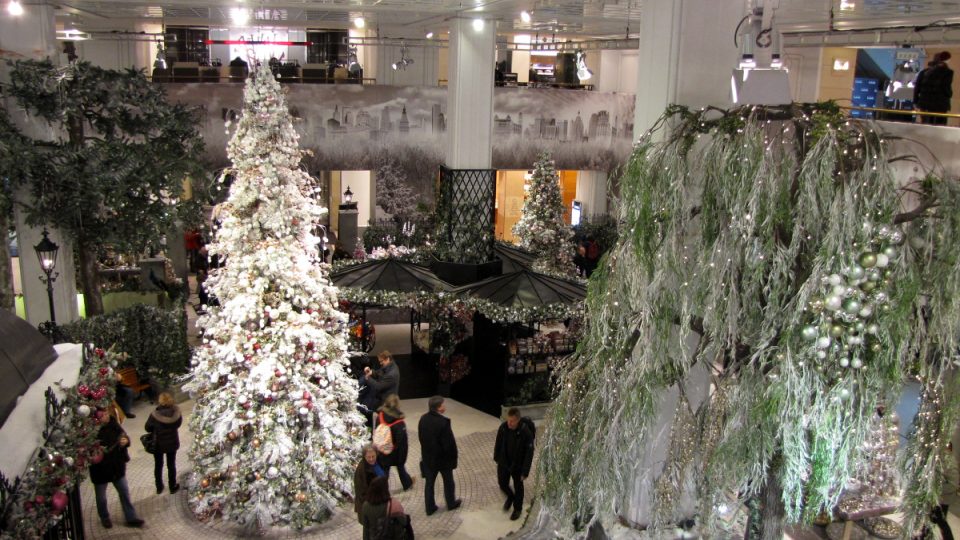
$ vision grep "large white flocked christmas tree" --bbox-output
[513,152,577,276]
[184,66,365,530]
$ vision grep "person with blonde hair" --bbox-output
[375,393,415,491]
[145,392,183,494]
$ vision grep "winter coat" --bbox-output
[366,362,400,407]
[915,64,954,112]
[89,417,129,485]
[360,500,389,540]
[418,410,458,471]
[354,460,378,516]
[493,422,534,477]
[375,409,409,467]
[145,404,182,453]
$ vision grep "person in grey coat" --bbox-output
[363,350,400,408]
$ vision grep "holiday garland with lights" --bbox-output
[183,67,365,530]
[0,346,116,539]
[536,104,960,538]
[513,153,577,277]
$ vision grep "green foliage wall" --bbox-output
[60,304,189,385]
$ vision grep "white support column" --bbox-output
[446,17,495,169]
[2,7,81,325]
[633,0,744,139]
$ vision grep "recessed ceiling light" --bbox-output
[7,0,24,16]
[354,16,365,28]
[520,10,531,23]
[425,31,434,39]
[839,0,855,11]
[230,7,248,25]
[473,18,484,31]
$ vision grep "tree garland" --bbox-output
[1,346,117,539]
[536,103,960,538]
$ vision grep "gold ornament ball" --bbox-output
[252,438,261,448]
[200,478,211,488]
[295,491,307,502]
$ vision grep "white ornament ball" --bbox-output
[851,357,863,369]
[817,351,828,359]
[816,336,832,349]
[839,388,851,399]
[840,357,850,368]
[802,326,818,340]
[77,405,91,417]
[828,274,843,286]
[848,265,865,280]
[875,253,889,268]
[267,466,279,479]
[859,306,874,318]
[883,247,897,258]
[866,324,879,334]
[299,407,309,416]
[890,231,903,245]
[246,410,256,419]
[832,285,848,298]
[825,296,842,311]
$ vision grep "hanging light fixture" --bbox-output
[520,10,531,23]
[354,16,365,29]
[391,42,414,71]
[575,50,593,81]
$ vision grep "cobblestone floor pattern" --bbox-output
[80,399,533,539]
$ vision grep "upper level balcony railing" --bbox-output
[149,63,374,85]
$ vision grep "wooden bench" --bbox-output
[117,367,151,396]
[834,498,899,540]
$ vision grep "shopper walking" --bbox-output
[493,407,535,520]
[354,444,386,523]
[374,394,415,491]
[363,350,400,409]
[90,409,144,529]
[418,396,461,515]
[361,476,412,540]
[145,392,182,494]
[914,51,954,125]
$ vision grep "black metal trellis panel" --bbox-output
[42,485,84,540]
[437,166,496,264]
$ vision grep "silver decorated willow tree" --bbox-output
[184,67,365,530]
[537,104,960,539]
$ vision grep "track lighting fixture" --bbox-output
[391,42,414,71]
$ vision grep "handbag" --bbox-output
[140,432,156,454]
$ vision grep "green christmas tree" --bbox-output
[537,105,960,538]
[513,153,577,277]
[183,68,365,530]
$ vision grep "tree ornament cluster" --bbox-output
[801,225,903,372]
[183,68,365,530]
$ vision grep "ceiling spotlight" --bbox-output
[472,18,484,31]
[392,42,414,71]
[7,0,24,16]
[354,16,365,29]
[230,7,249,26]
[520,10,531,23]
[425,31,434,39]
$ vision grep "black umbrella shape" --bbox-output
[451,268,586,309]
[330,258,453,293]
[494,242,536,274]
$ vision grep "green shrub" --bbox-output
[60,304,189,386]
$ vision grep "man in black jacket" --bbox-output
[363,350,400,409]
[418,396,462,515]
[914,51,954,125]
[494,407,534,520]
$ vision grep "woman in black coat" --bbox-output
[90,410,144,529]
[144,392,182,494]
[375,394,415,491]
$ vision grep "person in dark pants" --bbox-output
[145,392,182,494]
[375,394,415,491]
[914,51,954,126]
[363,350,400,410]
[494,407,534,520]
[418,396,461,515]
[90,409,144,529]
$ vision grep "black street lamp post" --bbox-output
[34,229,60,324]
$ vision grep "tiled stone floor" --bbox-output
[80,397,532,539]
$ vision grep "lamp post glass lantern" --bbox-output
[343,185,353,203]
[34,228,60,324]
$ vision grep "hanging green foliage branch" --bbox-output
[2,59,205,316]
[537,103,960,538]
